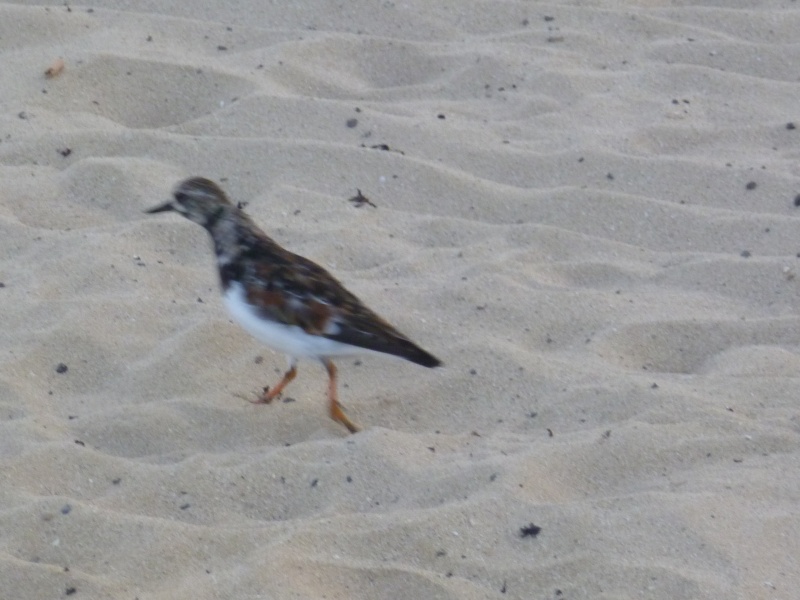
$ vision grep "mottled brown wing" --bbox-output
[241,244,440,367]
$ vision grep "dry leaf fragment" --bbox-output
[45,58,65,78]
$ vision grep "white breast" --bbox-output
[223,282,367,359]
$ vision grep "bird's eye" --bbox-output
[174,192,187,202]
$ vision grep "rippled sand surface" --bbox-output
[1,2,799,598]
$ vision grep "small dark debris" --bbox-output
[733,458,743,463]
[346,475,352,483]
[197,297,203,303]
[112,478,121,485]
[606,172,614,180]
[544,15,554,22]
[56,363,68,374]
[787,122,796,130]
[254,355,264,364]
[437,113,446,119]
[180,503,190,510]
[18,111,27,120]
[310,478,319,487]
[74,440,85,447]
[740,250,752,258]
[793,194,800,207]
[281,397,295,403]
[346,118,358,128]
[745,181,757,190]
[348,189,376,208]
[427,446,435,452]
[602,430,611,439]
[237,201,249,209]
[519,523,542,538]
[651,382,659,389]
[217,45,228,51]
[529,411,537,418]
[435,549,446,557]
[501,580,507,593]
[0,282,5,288]
[547,428,554,437]
[371,143,391,151]
[546,36,564,43]
[68,415,78,420]
[469,368,477,375]
[65,588,77,596]
[59,148,72,157]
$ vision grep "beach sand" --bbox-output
[1,1,799,598]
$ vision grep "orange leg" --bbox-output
[254,362,297,404]
[323,359,361,434]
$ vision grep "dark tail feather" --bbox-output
[326,321,442,367]
[396,340,442,368]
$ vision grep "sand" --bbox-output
[1,1,799,598]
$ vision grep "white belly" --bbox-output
[223,282,365,359]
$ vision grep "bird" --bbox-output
[146,177,441,433]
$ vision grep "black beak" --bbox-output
[145,201,175,214]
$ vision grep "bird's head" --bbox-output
[146,177,233,227]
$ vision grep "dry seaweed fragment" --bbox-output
[519,523,541,538]
[348,189,376,208]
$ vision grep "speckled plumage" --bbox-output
[146,177,441,433]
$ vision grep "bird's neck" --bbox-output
[208,216,243,269]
